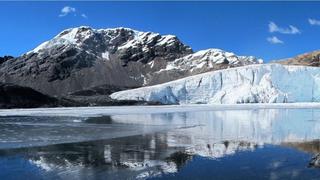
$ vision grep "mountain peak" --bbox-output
[28,26,191,59]
[1,26,193,96]
[160,48,263,73]
[1,26,263,98]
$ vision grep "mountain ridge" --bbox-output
[0,26,262,99]
[274,50,320,66]
[7,26,320,106]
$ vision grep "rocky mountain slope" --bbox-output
[0,56,13,65]
[0,83,70,108]
[275,50,320,66]
[0,82,151,108]
[111,64,320,104]
[0,26,261,98]
[0,27,191,97]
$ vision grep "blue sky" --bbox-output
[1,1,320,61]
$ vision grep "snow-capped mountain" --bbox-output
[146,48,263,85]
[28,26,191,65]
[0,26,261,97]
[166,48,262,71]
[0,26,192,96]
[111,64,320,104]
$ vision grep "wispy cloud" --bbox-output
[268,21,300,34]
[81,13,88,19]
[59,6,76,17]
[267,36,284,44]
[59,6,88,19]
[308,18,320,26]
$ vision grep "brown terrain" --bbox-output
[275,50,320,66]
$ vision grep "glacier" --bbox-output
[110,64,320,104]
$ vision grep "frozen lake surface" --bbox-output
[0,104,320,179]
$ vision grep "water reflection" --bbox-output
[283,140,320,154]
[0,108,320,179]
[282,140,320,168]
[0,134,261,179]
[110,108,320,145]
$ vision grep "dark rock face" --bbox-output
[66,95,162,106]
[0,83,61,108]
[69,84,133,96]
[0,83,152,108]
[0,27,192,97]
[0,56,13,65]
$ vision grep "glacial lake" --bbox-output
[0,105,320,179]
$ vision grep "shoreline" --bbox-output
[1,102,320,117]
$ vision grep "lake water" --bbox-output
[0,106,320,179]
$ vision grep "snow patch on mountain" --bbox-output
[117,32,180,52]
[157,35,177,46]
[111,64,320,104]
[30,26,92,54]
[101,51,110,60]
[160,49,263,73]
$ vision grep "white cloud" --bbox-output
[59,6,88,19]
[267,36,284,44]
[268,21,300,34]
[81,14,88,19]
[59,6,76,17]
[308,18,320,26]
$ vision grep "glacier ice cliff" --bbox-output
[110,64,320,104]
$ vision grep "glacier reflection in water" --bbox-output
[0,108,320,179]
[111,108,320,145]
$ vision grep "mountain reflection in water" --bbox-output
[0,134,260,179]
[0,108,320,179]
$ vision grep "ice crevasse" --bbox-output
[111,64,320,104]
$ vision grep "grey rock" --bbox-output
[0,83,66,108]
[0,27,192,97]
[309,153,320,168]
[0,55,13,65]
